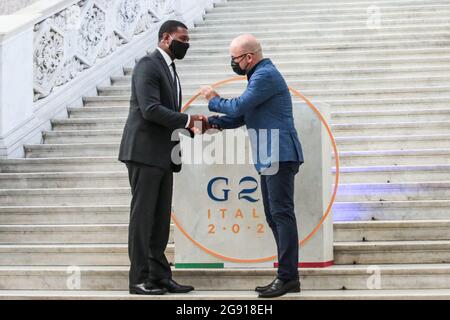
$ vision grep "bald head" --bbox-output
[229,34,264,75]
[230,34,263,59]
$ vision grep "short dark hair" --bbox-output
[158,20,188,41]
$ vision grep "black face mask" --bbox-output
[169,37,190,60]
[231,56,249,76]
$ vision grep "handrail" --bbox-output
[0,0,80,41]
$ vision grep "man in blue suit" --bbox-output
[200,34,304,298]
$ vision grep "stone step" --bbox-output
[4,220,443,246]
[189,71,450,88]
[199,6,450,24]
[0,199,447,226]
[336,149,450,166]
[221,0,446,4]
[1,264,450,291]
[0,240,446,267]
[52,118,126,130]
[214,0,450,9]
[336,165,450,184]
[4,155,449,183]
[336,182,450,202]
[104,76,450,92]
[336,134,450,151]
[202,12,450,27]
[43,130,124,144]
[67,107,208,120]
[209,4,450,16]
[332,108,450,124]
[24,143,120,158]
[3,289,450,300]
[43,124,450,145]
[3,149,450,186]
[53,107,450,131]
[116,66,450,85]
[1,181,450,206]
[333,121,450,137]
[2,165,448,189]
[180,46,450,62]
[0,188,131,206]
[51,115,450,135]
[0,172,129,189]
[176,60,450,75]
[0,157,122,173]
[333,200,450,221]
[329,96,450,112]
[41,129,450,153]
[66,106,450,125]
[186,39,450,55]
[203,4,450,17]
[68,106,125,118]
[218,0,446,6]
[335,241,450,264]
[198,16,450,31]
[191,22,450,40]
[211,0,450,11]
[0,205,129,225]
[54,114,450,130]
[0,200,447,226]
[0,244,172,266]
[334,220,450,241]
[190,31,450,48]
[0,224,173,244]
[95,87,450,101]
[155,79,450,95]
[130,55,450,73]
[79,95,450,113]
[28,135,450,159]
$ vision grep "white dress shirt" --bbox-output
[156,47,190,128]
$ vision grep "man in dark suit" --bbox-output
[119,20,205,295]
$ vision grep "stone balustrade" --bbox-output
[0,0,40,15]
[0,0,221,157]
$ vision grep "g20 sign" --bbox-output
[206,176,265,236]
[207,176,260,203]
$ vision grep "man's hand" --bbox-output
[188,114,205,129]
[207,115,222,131]
[188,114,210,135]
[200,86,219,101]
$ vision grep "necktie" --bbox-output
[171,62,180,109]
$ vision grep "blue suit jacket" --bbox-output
[208,59,304,172]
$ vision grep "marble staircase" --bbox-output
[1,0,450,299]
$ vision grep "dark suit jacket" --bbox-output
[118,49,190,173]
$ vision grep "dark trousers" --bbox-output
[126,162,173,286]
[260,161,300,281]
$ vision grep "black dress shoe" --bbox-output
[155,278,195,294]
[258,278,300,299]
[129,283,167,295]
[255,278,277,293]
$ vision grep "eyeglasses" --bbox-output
[231,52,255,63]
